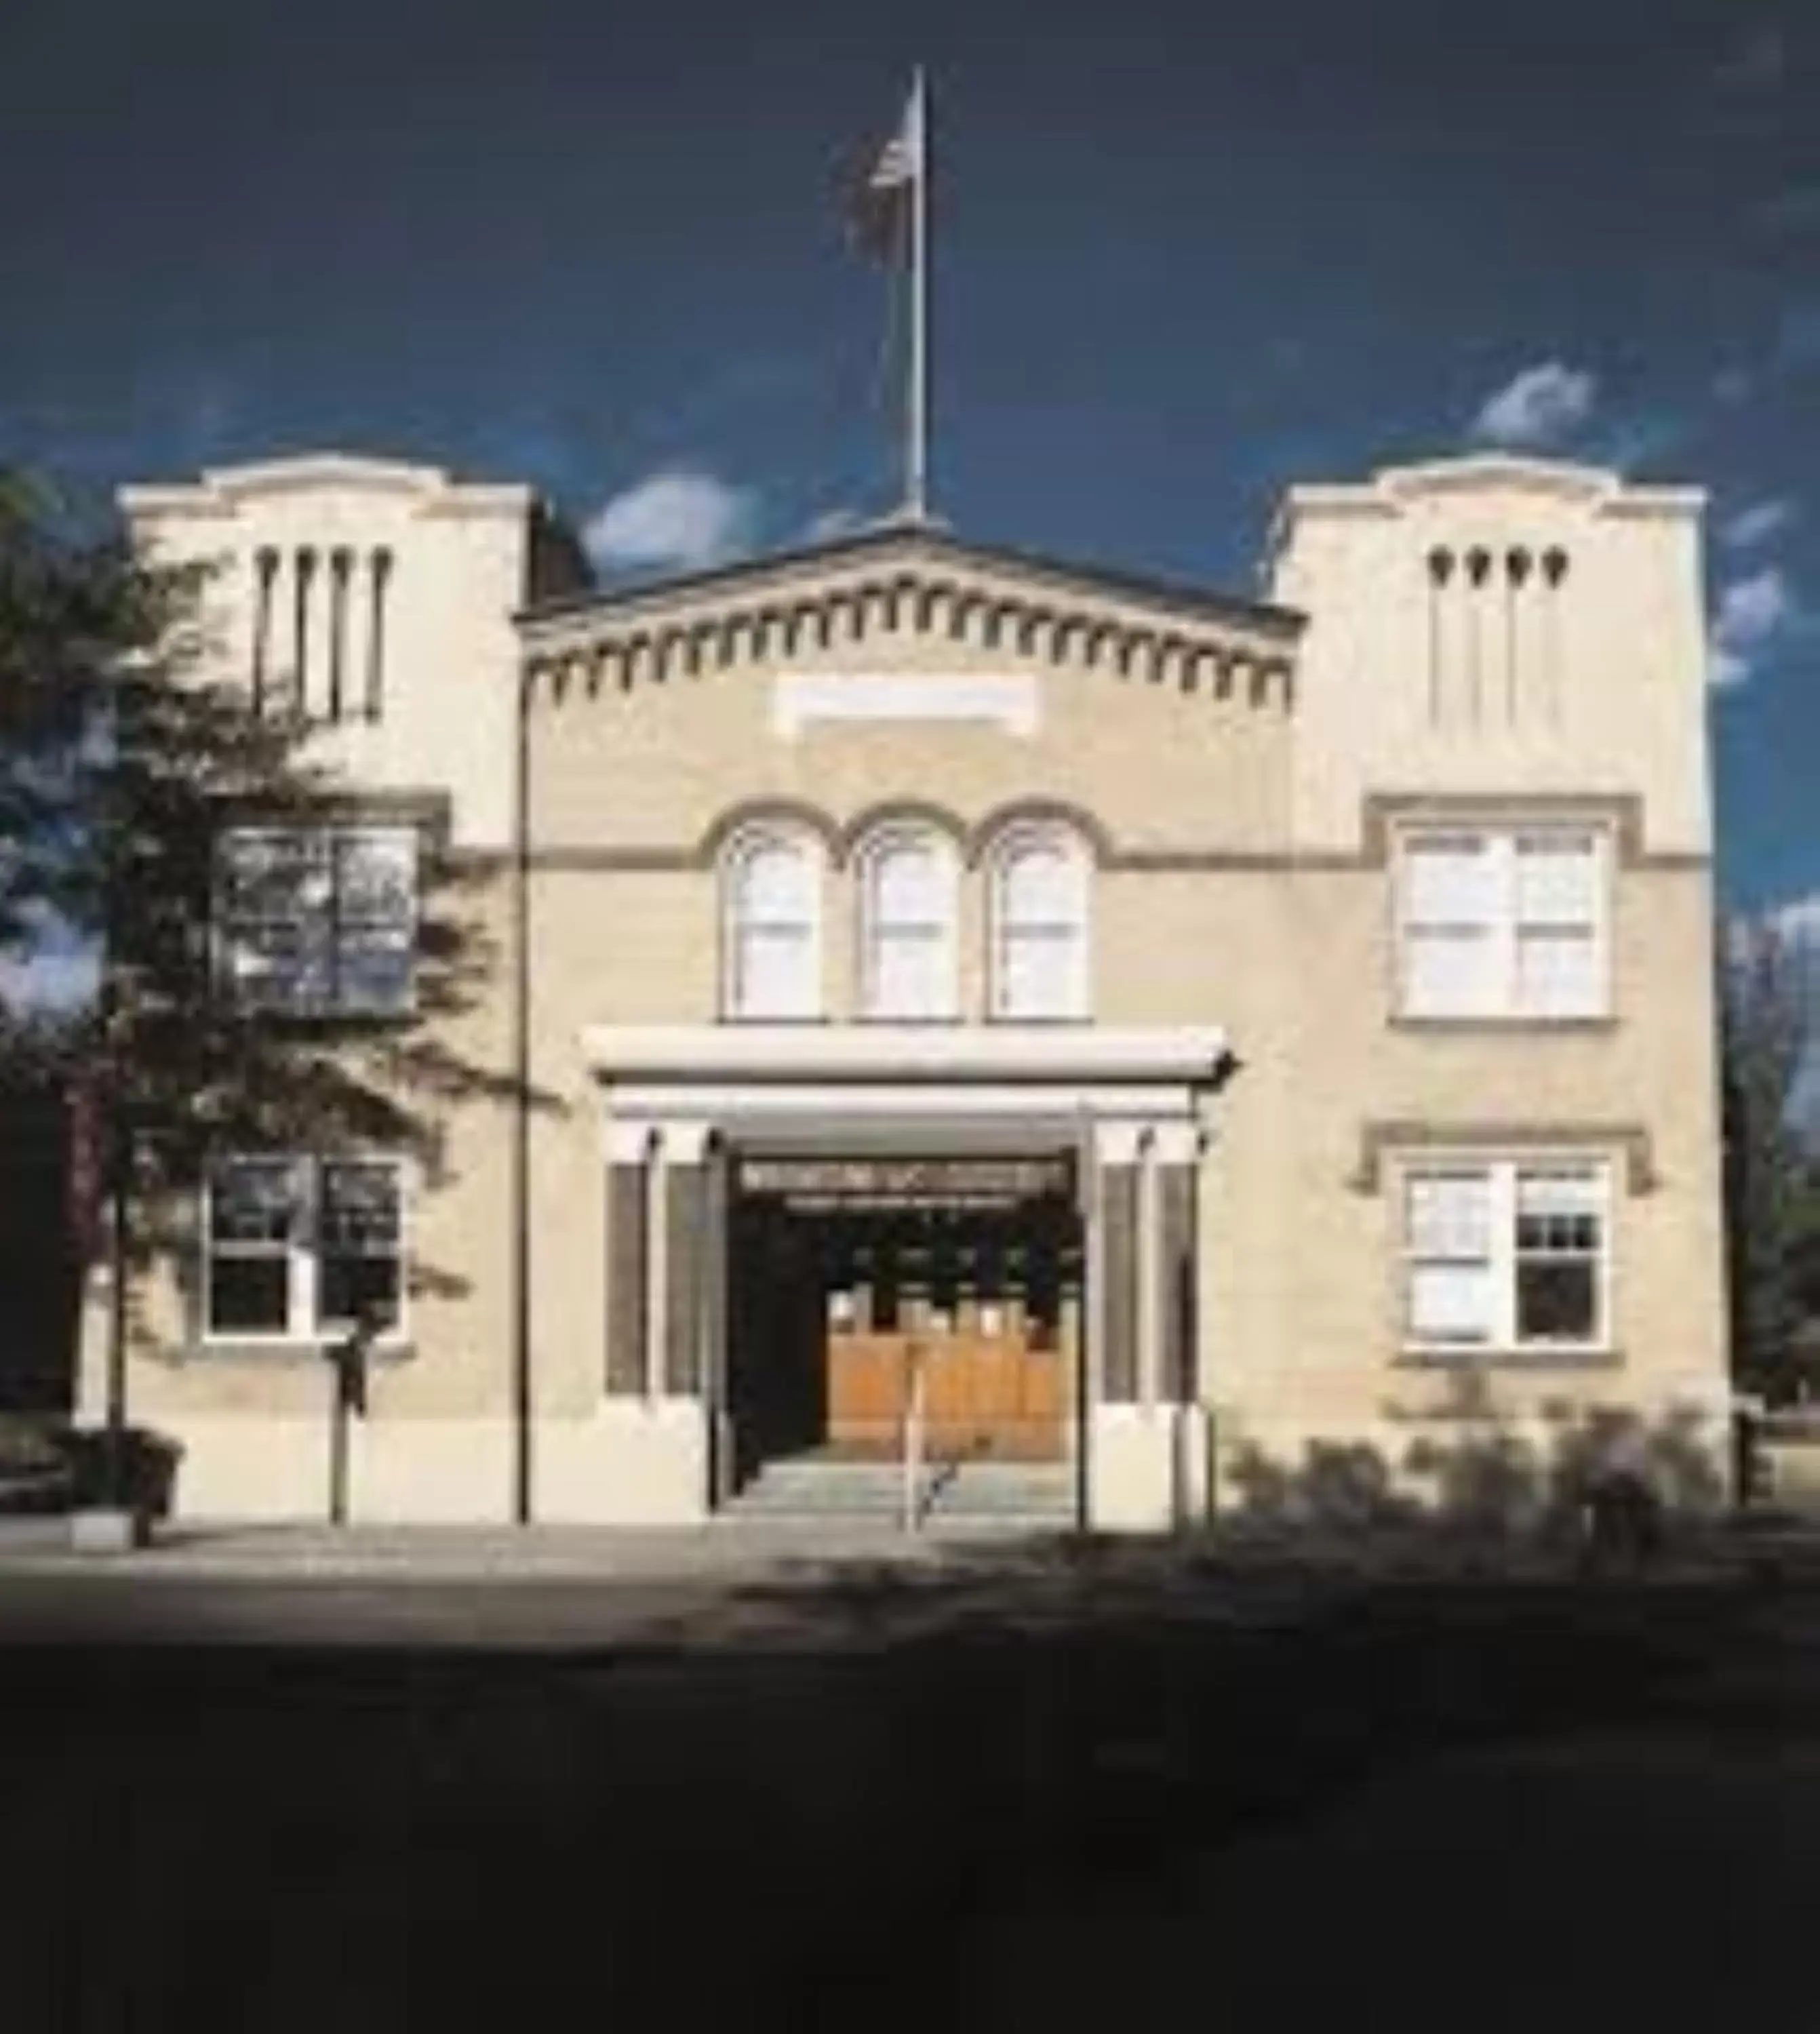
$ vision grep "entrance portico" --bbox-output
[582,1026,1232,1529]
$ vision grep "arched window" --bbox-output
[722,829,823,1020]
[989,826,1090,1020]
[858,827,960,1020]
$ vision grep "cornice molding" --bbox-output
[520,553,1298,715]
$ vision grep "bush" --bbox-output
[60,1426,182,1516]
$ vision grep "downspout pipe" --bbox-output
[511,660,532,1524]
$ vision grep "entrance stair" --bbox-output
[722,1454,1075,1532]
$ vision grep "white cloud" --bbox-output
[1714,23,1788,90]
[1722,497,1800,551]
[0,942,98,1016]
[1709,564,1799,688]
[1471,361,1599,449]
[1769,893,1820,946]
[581,466,757,576]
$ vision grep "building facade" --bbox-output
[79,449,1732,1528]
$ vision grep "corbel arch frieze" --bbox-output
[915,581,953,633]
[987,598,1023,651]
[656,625,690,682]
[838,798,972,867]
[695,797,843,869]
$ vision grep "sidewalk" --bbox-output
[0,1513,1023,1582]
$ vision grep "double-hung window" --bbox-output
[989,829,1090,1020]
[1398,825,1606,1020]
[859,829,960,1020]
[216,824,418,1016]
[723,830,823,1020]
[204,1156,405,1341]
[1402,1159,1609,1353]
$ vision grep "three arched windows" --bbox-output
[719,819,1091,1022]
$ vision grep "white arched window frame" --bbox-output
[721,828,824,1020]
[989,826,1092,1020]
[857,826,961,1021]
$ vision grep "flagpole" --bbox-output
[907,66,929,523]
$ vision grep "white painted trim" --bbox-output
[662,1120,713,1164]
[1151,1121,1202,1165]
[582,1023,1229,1083]
[606,1120,652,1164]
[1092,1120,1147,1165]
[772,671,1040,740]
[608,1084,1204,1131]
[1137,1130,1160,1410]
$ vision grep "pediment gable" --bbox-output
[518,524,1301,708]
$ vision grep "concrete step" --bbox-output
[726,1458,1075,1526]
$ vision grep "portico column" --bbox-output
[1153,1122,1200,1408]
[604,1122,652,1397]
[660,1121,713,1397]
[1094,1121,1143,1404]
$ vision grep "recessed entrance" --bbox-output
[725,1153,1083,1487]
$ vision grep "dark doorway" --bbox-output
[724,1154,1083,1490]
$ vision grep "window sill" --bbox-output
[1396,1344,1621,1371]
[184,1337,414,1363]
[1389,1015,1617,1035]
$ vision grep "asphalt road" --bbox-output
[1,1548,1817,2030]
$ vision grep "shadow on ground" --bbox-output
[5,1516,1820,2029]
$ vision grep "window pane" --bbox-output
[738,840,816,921]
[320,1162,400,1249]
[1517,1170,1601,1221]
[1516,928,1599,1016]
[873,929,947,1017]
[338,829,416,925]
[210,1161,302,1244]
[1405,927,1501,1016]
[874,841,947,921]
[1409,1262,1495,1342]
[318,1162,401,1331]
[1002,843,1079,924]
[1516,1260,1597,1342]
[207,1258,291,1334]
[736,925,814,1018]
[1001,927,1078,1018]
[1407,1172,1492,1256]
[336,928,414,1014]
[1404,837,1498,923]
[319,1253,400,1330]
[1516,834,1598,923]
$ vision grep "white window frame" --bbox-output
[1400,1155,1612,1357]
[201,1154,410,1347]
[215,822,420,1018]
[856,824,961,1022]
[1395,822,1610,1021]
[719,826,825,1021]
[987,824,1092,1022]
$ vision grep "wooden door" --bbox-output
[827,1328,1065,1458]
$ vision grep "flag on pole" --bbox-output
[846,83,924,263]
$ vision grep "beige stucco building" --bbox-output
[79,448,1733,1529]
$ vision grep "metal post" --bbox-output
[907,67,930,523]
[901,1335,926,1533]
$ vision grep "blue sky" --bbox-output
[1,0,1816,943]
